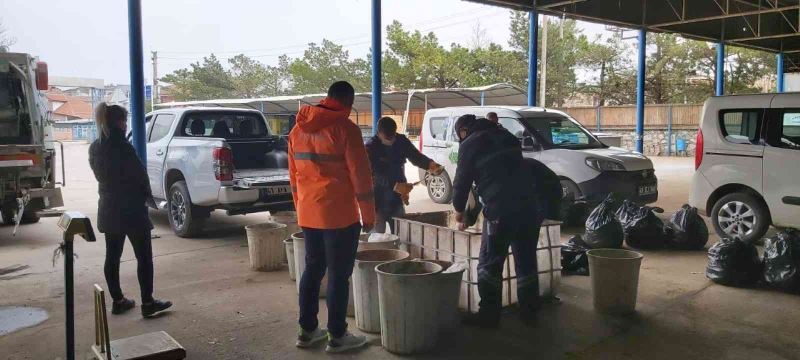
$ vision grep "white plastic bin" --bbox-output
[244,222,287,271]
[291,231,327,297]
[587,249,644,315]
[284,238,295,280]
[353,249,410,333]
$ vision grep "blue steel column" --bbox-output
[128,0,146,163]
[371,0,381,135]
[635,29,646,153]
[480,91,485,106]
[777,52,785,93]
[527,10,538,106]
[715,42,725,96]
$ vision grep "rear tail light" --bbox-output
[695,129,704,170]
[213,147,234,181]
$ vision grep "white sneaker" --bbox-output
[296,328,327,348]
[325,332,367,353]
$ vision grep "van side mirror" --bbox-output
[521,136,536,151]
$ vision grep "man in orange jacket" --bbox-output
[288,81,374,353]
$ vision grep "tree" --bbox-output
[582,35,636,105]
[288,39,371,94]
[726,46,776,95]
[0,19,15,52]
[468,21,489,50]
[161,54,234,101]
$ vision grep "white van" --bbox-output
[690,94,800,242]
[418,106,658,219]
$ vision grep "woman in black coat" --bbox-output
[88,103,171,317]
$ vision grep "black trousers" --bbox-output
[298,223,360,338]
[477,213,542,316]
[104,230,154,303]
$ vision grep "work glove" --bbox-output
[428,162,445,176]
[393,182,415,196]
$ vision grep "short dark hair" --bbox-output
[327,81,355,102]
[377,116,397,135]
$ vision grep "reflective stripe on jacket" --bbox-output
[288,97,376,229]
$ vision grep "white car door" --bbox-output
[424,114,453,173]
[762,106,800,228]
[145,113,176,199]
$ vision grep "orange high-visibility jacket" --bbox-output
[288,97,375,229]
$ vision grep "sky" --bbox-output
[1,0,608,85]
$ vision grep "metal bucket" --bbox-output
[352,249,410,333]
[376,261,444,354]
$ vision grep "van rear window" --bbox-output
[719,110,763,145]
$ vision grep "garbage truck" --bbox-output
[0,52,63,229]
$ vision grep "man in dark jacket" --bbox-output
[452,114,542,327]
[365,117,443,233]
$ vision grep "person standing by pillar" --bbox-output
[88,103,172,318]
[451,114,542,327]
[365,116,443,233]
[289,81,375,353]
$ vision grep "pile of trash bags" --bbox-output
[706,229,800,294]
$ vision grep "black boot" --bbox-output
[141,299,172,318]
[111,298,136,315]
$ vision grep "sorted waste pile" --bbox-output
[706,229,800,294]
[562,195,711,276]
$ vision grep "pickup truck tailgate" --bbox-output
[234,169,290,189]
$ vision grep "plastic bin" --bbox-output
[376,261,444,354]
[284,238,295,280]
[587,249,644,315]
[353,249,411,333]
[347,233,400,317]
[291,231,327,297]
[415,259,467,333]
[394,211,561,313]
[244,222,288,271]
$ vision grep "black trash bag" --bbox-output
[666,204,709,250]
[584,195,624,249]
[561,235,591,276]
[706,237,762,287]
[625,206,667,250]
[762,230,800,293]
[615,199,639,226]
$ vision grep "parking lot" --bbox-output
[1,142,799,359]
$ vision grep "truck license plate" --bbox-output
[265,185,291,196]
[638,184,657,196]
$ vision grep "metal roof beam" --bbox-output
[651,4,800,28]
[539,0,588,9]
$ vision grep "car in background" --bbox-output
[690,93,800,242]
[418,106,658,222]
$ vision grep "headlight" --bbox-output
[585,157,626,171]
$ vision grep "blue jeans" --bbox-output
[477,213,542,316]
[298,223,361,338]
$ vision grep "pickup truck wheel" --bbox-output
[168,181,204,238]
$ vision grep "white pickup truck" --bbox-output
[140,107,293,237]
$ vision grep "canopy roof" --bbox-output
[469,0,800,71]
[154,83,528,114]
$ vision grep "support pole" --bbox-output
[128,0,146,163]
[63,235,74,360]
[715,42,725,96]
[480,91,485,106]
[777,52,785,93]
[371,0,382,135]
[540,16,548,107]
[667,105,673,156]
[635,29,646,154]
[527,10,538,107]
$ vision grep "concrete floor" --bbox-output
[1,142,799,359]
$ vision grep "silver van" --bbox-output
[690,94,800,242]
[418,106,658,219]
